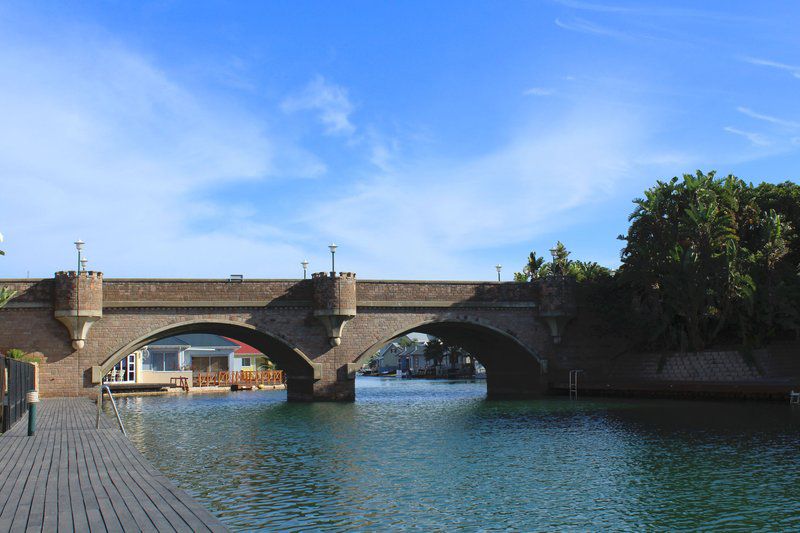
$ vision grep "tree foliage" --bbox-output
[513,171,800,352]
[5,348,42,364]
[424,338,471,367]
[397,336,414,348]
[618,171,800,350]
[424,338,446,366]
[514,242,612,282]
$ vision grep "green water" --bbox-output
[112,378,800,531]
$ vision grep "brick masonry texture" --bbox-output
[1,274,798,400]
[312,272,357,311]
[54,271,103,311]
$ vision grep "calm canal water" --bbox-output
[111,378,800,531]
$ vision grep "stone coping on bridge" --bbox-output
[4,300,537,309]
[0,277,540,309]
[0,277,528,283]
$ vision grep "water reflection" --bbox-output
[110,378,800,531]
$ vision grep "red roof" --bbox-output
[223,337,264,356]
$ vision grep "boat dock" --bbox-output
[0,398,227,532]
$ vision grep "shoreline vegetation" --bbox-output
[513,171,800,355]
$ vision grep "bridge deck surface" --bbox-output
[0,398,227,532]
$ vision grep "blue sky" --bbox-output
[1,1,799,280]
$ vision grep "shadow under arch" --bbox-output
[355,317,548,398]
[100,319,319,401]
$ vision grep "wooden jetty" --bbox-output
[0,398,227,532]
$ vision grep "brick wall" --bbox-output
[0,279,52,303]
[103,279,313,303]
[312,272,357,311]
[355,280,538,302]
[54,271,103,311]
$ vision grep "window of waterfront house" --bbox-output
[242,357,251,367]
[143,350,180,371]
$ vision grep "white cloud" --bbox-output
[281,76,356,136]
[0,26,317,278]
[555,17,635,40]
[524,87,555,96]
[737,106,800,129]
[723,126,771,146]
[742,57,800,79]
[554,0,755,22]
[299,103,648,279]
[552,0,633,14]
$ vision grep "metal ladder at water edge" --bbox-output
[569,370,583,399]
[96,384,127,436]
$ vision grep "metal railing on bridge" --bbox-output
[1,355,36,433]
[193,370,285,388]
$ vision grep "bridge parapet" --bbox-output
[53,271,103,350]
[312,272,357,347]
[102,279,313,307]
[356,280,538,306]
[0,279,53,304]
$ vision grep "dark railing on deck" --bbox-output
[1,356,36,433]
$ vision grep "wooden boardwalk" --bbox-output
[0,398,227,532]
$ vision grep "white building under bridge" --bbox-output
[103,333,273,385]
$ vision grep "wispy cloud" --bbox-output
[300,103,654,278]
[741,57,800,79]
[553,0,760,22]
[524,87,556,97]
[737,106,800,129]
[723,126,771,147]
[0,24,318,277]
[281,76,356,136]
[552,0,633,14]
[555,17,633,40]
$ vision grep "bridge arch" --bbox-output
[100,319,319,400]
[355,316,547,398]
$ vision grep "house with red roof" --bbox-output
[104,334,275,386]
[224,337,275,371]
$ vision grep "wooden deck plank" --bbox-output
[26,429,58,533]
[126,447,223,532]
[89,430,169,532]
[41,424,60,532]
[56,430,74,532]
[75,430,121,533]
[66,421,91,533]
[0,398,228,533]
[10,431,49,532]
[0,429,42,527]
[75,430,124,533]
[95,427,215,532]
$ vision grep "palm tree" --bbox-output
[549,241,572,276]
[424,338,445,371]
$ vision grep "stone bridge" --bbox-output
[0,271,595,401]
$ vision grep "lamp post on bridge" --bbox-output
[81,257,88,272]
[495,264,502,282]
[74,239,84,349]
[328,243,337,277]
[301,259,309,279]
